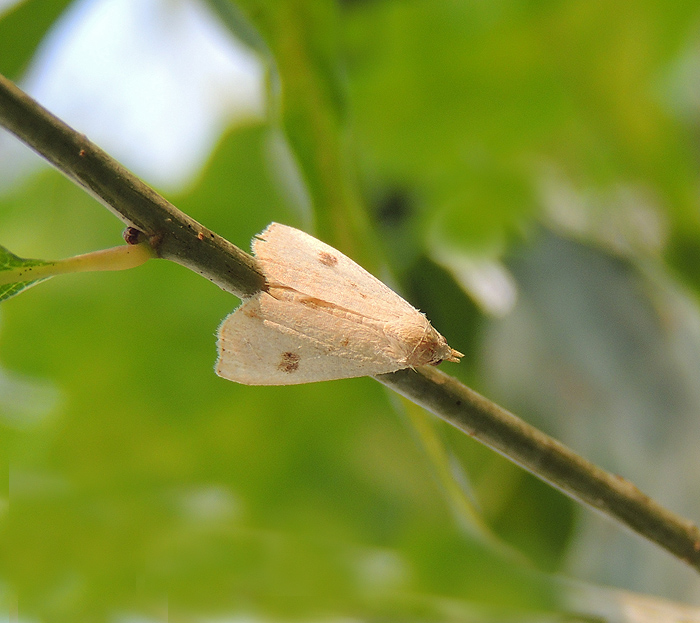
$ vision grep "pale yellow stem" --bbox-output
[0,242,155,287]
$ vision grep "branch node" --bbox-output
[123,227,145,245]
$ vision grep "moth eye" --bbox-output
[427,352,445,365]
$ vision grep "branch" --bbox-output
[0,73,264,299]
[1,72,699,572]
[377,367,700,571]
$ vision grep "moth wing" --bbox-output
[216,294,406,386]
[253,223,415,321]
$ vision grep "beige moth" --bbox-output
[216,223,463,385]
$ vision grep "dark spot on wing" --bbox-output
[300,297,320,309]
[243,307,261,319]
[318,251,338,266]
[279,351,300,373]
[340,337,350,347]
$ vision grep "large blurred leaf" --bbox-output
[342,1,700,254]
[482,231,700,597]
[0,0,73,79]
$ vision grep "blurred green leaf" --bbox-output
[0,0,73,79]
[0,243,49,303]
[342,0,700,253]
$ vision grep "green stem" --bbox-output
[0,243,155,287]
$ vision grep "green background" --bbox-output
[2,0,700,620]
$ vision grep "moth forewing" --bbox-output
[254,223,413,320]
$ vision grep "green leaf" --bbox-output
[0,244,50,303]
[0,0,74,80]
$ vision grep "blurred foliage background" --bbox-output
[2,0,700,620]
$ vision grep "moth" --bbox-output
[216,223,462,385]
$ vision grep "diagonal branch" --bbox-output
[0,74,263,299]
[377,367,700,571]
[1,72,699,572]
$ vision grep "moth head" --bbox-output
[385,315,463,367]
